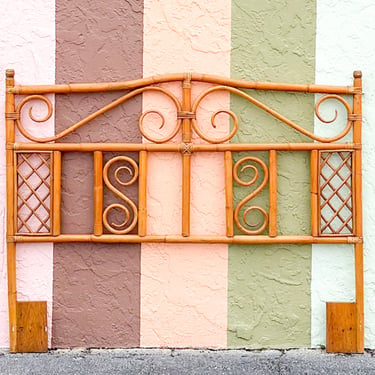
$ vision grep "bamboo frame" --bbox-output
[138,151,148,237]
[93,151,103,236]
[9,72,356,95]
[12,234,361,244]
[311,150,319,236]
[52,151,62,236]
[12,142,359,152]
[268,150,277,237]
[224,151,234,237]
[181,74,192,237]
[5,70,17,352]
[353,71,364,352]
[5,70,363,354]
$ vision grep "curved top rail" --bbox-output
[8,71,360,95]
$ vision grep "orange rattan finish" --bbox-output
[16,152,52,235]
[5,70,363,353]
[319,151,353,236]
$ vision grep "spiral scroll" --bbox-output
[103,156,138,234]
[15,86,182,143]
[191,86,239,143]
[14,95,54,142]
[314,94,353,142]
[234,156,269,235]
[139,87,182,143]
[192,86,354,143]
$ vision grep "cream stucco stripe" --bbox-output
[141,0,231,348]
[312,0,375,348]
[0,0,55,348]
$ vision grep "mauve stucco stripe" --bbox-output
[53,0,143,348]
[140,0,230,348]
[229,0,316,348]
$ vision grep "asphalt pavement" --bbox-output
[1,348,375,374]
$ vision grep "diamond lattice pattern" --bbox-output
[320,151,353,235]
[17,153,51,234]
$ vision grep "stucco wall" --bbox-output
[228,0,315,348]
[0,0,55,348]
[1,0,375,351]
[52,0,143,347]
[312,0,375,348]
[141,0,231,348]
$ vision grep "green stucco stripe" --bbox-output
[228,0,316,348]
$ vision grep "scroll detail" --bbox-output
[103,156,138,234]
[234,156,269,235]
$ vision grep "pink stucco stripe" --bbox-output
[141,0,231,348]
[141,243,228,348]
[0,0,55,348]
[16,244,54,344]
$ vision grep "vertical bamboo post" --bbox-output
[353,70,364,353]
[268,150,277,237]
[181,74,192,237]
[310,150,319,236]
[93,151,103,236]
[52,151,61,235]
[138,150,148,237]
[224,151,234,237]
[5,69,17,352]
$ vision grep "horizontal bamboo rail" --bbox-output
[12,142,360,152]
[12,234,361,245]
[8,73,358,95]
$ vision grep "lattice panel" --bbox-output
[319,151,353,235]
[16,152,52,234]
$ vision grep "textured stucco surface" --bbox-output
[53,0,143,347]
[52,244,140,348]
[141,0,230,348]
[312,0,375,347]
[2,0,375,352]
[0,0,55,347]
[229,0,315,348]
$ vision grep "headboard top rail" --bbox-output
[7,69,359,95]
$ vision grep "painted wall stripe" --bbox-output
[0,0,55,348]
[52,0,143,347]
[141,0,231,348]
[312,0,375,348]
[229,0,316,348]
